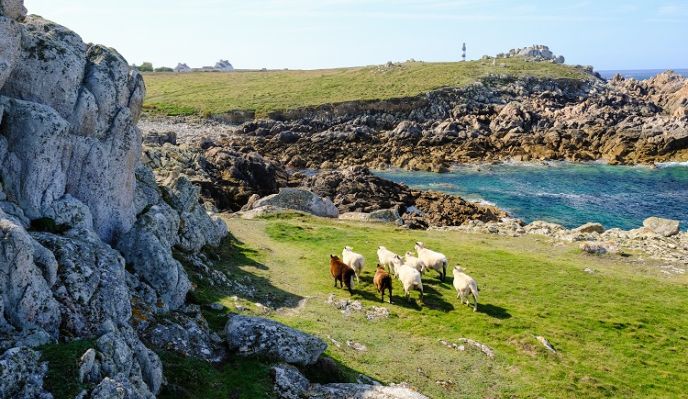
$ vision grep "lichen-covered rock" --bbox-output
[88,376,154,399]
[160,174,226,252]
[141,306,226,363]
[0,212,60,339]
[0,16,20,89]
[272,364,310,399]
[31,228,132,336]
[251,188,338,218]
[0,347,52,399]
[41,194,94,231]
[0,12,144,243]
[225,315,327,366]
[116,203,190,312]
[72,326,161,398]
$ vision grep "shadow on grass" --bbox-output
[180,231,305,331]
[477,303,512,319]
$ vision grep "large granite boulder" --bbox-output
[225,315,327,366]
[643,217,680,237]
[252,188,339,218]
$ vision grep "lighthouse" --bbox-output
[461,42,466,62]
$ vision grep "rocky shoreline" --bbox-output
[141,70,688,173]
[137,66,688,272]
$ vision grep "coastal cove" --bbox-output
[376,162,688,230]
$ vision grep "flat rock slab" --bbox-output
[225,315,326,366]
[253,188,338,218]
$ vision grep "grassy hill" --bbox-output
[174,213,687,398]
[142,59,592,118]
[41,213,688,398]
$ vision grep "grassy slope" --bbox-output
[143,59,590,118]
[38,213,688,398]
[188,213,687,399]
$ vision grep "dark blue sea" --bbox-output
[376,162,688,230]
[598,68,688,80]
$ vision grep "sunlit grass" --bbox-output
[185,213,688,398]
[143,59,592,118]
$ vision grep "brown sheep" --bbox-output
[373,264,393,303]
[330,255,356,295]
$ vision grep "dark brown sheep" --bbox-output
[330,254,356,295]
[373,264,393,303]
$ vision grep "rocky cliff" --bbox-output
[0,2,227,397]
[166,72,688,172]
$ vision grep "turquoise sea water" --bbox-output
[598,68,688,80]
[376,162,688,230]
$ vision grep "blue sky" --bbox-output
[24,0,688,70]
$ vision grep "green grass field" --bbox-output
[176,213,687,399]
[143,59,591,118]
[39,213,688,398]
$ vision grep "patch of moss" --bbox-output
[39,340,95,399]
[158,351,273,399]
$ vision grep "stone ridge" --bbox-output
[0,1,228,397]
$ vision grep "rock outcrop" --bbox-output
[225,315,327,366]
[166,72,688,171]
[0,1,228,397]
[249,188,339,218]
[303,167,508,228]
[440,217,687,268]
[271,363,429,399]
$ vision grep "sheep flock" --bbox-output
[332,242,479,311]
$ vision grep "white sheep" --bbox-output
[377,246,403,276]
[404,251,425,274]
[415,242,448,281]
[342,246,364,283]
[452,266,479,312]
[396,264,424,302]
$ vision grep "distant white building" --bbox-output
[176,60,235,72]
[174,63,191,73]
[214,59,234,71]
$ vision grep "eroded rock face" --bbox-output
[225,315,327,366]
[31,228,132,337]
[116,203,190,312]
[0,2,227,396]
[0,13,143,243]
[140,142,289,211]
[0,212,60,340]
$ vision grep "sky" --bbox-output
[24,0,688,71]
